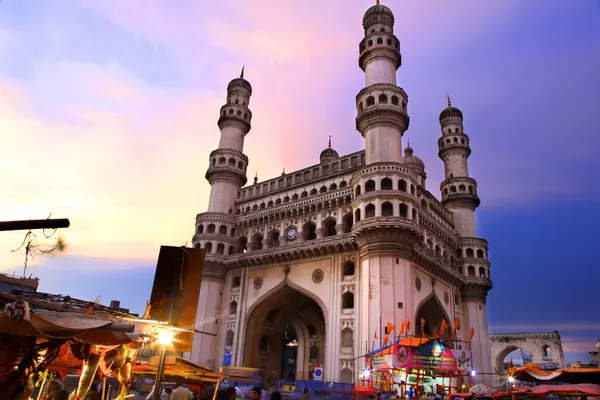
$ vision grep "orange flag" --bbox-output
[469,327,475,341]
[440,319,449,335]
[454,317,461,330]
[400,321,406,335]
[420,318,426,336]
[407,320,411,333]
[383,334,390,346]
[387,322,395,334]
[374,328,378,340]
[433,327,440,339]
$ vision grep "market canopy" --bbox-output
[506,363,600,384]
[134,356,222,385]
[529,384,600,396]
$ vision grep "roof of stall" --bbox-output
[506,362,600,384]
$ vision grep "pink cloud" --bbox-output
[490,322,600,332]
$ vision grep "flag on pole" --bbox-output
[469,327,475,341]
[374,328,378,340]
[387,322,395,334]
[454,317,461,330]
[383,334,389,346]
[400,321,405,335]
[420,318,426,337]
[406,320,411,334]
[440,319,449,335]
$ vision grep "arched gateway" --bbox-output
[243,284,326,382]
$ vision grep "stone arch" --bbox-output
[216,243,225,254]
[218,225,227,235]
[207,224,216,234]
[489,332,565,375]
[398,179,407,192]
[197,225,204,234]
[354,208,361,222]
[229,300,238,315]
[365,203,376,218]
[381,201,394,216]
[342,212,353,233]
[267,229,280,248]
[236,236,248,253]
[381,177,393,190]
[243,281,327,381]
[251,233,263,250]
[341,328,353,348]
[322,217,337,237]
[399,203,408,218]
[302,220,317,240]
[231,276,241,289]
[205,242,213,253]
[365,179,376,192]
[342,292,354,309]
[414,293,452,341]
[342,260,355,278]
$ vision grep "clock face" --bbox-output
[287,228,297,241]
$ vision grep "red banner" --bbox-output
[392,340,472,372]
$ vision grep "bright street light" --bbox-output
[156,329,174,346]
[470,370,476,377]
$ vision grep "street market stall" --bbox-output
[506,363,600,384]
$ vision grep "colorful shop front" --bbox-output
[363,338,474,396]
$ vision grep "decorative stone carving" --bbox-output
[253,277,263,289]
[312,269,324,283]
[415,277,422,291]
[382,275,391,286]
[369,284,378,299]
[283,264,291,276]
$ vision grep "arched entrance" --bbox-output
[244,285,325,385]
[415,295,453,343]
[494,346,531,375]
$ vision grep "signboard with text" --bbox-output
[392,340,472,372]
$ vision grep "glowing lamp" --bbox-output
[156,329,175,346]
[361,369,371,379]
[470,370,476,377]
[508,377,515,383]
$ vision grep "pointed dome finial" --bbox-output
[328,135,332,148]
[407,139,410,147]
[240,66,245,79]
[376,0,380,4]
[253,172,258,185]
[447,93,451,107]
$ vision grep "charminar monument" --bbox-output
[189,2,494,384]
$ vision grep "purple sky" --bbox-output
[0,0,599,365]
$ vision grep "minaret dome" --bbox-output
[320,136,339,163]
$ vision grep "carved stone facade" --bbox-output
[188,3,494,384]
[490,332,565,374]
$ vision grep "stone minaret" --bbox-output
[438,97,479,237]
[189,69,252,368]
[352,3,422,373]
[355,2,409,164]
[438,98,493,378]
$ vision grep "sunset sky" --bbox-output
[1,0,599,365]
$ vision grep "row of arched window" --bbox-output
[236,182,349,214]
[220,107,250,122]
[194,241,235,255]
[211,155,245,171]
[236,214,355,252]
[354,202,416,222]
[359,35,400,53]
[457,247,487,260]
[355,178,415,197]
[440,135,467,144]
[442,184,475,197]
[358,93,406,111]
[197,223,235,236]
[459,265,490,279]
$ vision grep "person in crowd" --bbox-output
[146,383,169,400]
[250,387,262,400]
[301,388,310,400]
[171,382,194,400]
[270,391,282,400]
[225,387,237,400]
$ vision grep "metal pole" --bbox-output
[0,218,70,232]
[152,348,168,400]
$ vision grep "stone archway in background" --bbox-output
[243,284,325,385]
[489,332,565,375]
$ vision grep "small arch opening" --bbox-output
[225,330,234,346]
[479,267,486,278]
[207,224,216,234]
[379,93,388,104]
[466,248,474,258]
[391,96,399,106]
[382,201,394,217]
[343,261,355,277]
[302,221,317,241]
[366,96,375,106]
[398,179,407,192]
[218,225,227,235]
[342,212,353,233]
[354,208,361,222]
[477,249,485,259]
[205,242,213,254]
[322,218,337,237]
[251,233,263,250]
[267,230,280,248]
[197,225,204,234]
[342,292,354,309]
[365,179,376,192]
[399,203,408,218]
[236,236,248,253]
[381,177,393,190]
[355,185,362,197]
[229,301,237,315]
[467,265,476,276]
[231,276,241,289]
[216,243,225,254]
[365,203,376,218]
